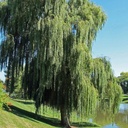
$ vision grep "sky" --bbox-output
[0,32,5,81]
[91,0,128,77]
[0,0,128,81]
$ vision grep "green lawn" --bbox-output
[0,98,100,128]
[0,110,56,128]
[122,94,128,103]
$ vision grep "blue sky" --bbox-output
[0,32,5,81]
[91,0,128,76]
[0,0,128,81]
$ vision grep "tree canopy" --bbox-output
[117,72,128,94]
[0,0,122,127]
[92,57,122,112]
[117,72,128,82]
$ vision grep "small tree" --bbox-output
[0,81,8,110]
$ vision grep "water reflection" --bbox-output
[119,104,128,113]
[92,104,128,128]
[103,124,119,128]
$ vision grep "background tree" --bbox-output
[91,57,122,113]
[0,0,122,127]
[117,72,128,94]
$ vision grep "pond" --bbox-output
[92,103,128,128]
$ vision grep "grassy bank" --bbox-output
[0,98,100,128]
[122,94,128,103]
[0,109,56,128]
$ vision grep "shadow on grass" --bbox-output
[9,105,61,127]
[3,104,99,128]
[72,122,99,127]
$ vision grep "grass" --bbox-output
[0,110,57,128]
[1,101,60,128]
[122,94,128,103]
[0,98,100,128]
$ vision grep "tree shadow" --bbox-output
[3,104,99,128]
[72,122,99,127]
[8,105,61,127]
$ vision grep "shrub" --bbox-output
[0,82,8,110]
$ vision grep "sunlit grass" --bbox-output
[0,98,100,128]
[1,98,60,128]
[122,94,128,103]
[0,108,59,128]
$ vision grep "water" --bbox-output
[92,104,128,128]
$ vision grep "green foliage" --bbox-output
[117,72,128,94]
[0,81,8,110]
[117,72,128,82]
[91,57,122,113]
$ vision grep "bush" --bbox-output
[0,82,8,110]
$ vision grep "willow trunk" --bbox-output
[60,105,71,128]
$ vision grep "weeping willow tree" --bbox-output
[0,0,122,127]
[92,57,122,113]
